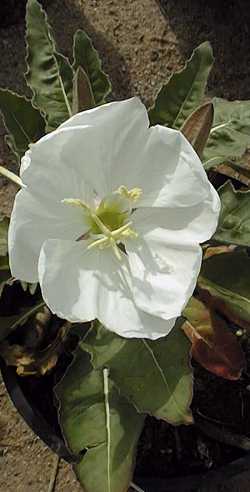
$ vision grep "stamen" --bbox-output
[117,185,142,202]
[87,236,109,250]
[87,219,136,260]
[63,186,140,260]
[62,198,90,210]
[112,221,133,238]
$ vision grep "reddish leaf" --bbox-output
[183,297,246,380]
[203,245,235,259]
[181,101,214,158]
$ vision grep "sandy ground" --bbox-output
[1,0,250,490]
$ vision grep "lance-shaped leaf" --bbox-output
[198,250,250,329]
[25,0,73,131]
[183,297,245,380]
[203,98,250,170]
[0,89,45,161]
[0,214,9,257]
[72,66,95,114]
[56,350,144,492]
[73,29,111,106]
[181,102,214,158]
[213,181,250,247]
[149,42,214,129]
[82,322,193,425]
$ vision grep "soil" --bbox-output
[1,0,250,490]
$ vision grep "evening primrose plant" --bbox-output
[0,0,250,491]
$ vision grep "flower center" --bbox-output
[63,186,142,260]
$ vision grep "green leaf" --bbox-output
[149,42,214,129]
[25,0,73,131]
[198,250,250,327]
[56,349,144,492]
[0,214,9,257]
[0,215,9,294]
[213,181,250,247]
[72,67,95,114]
[0,89,45,161]
[83,322,193,425]
[203,98,250,170]
[73,30,111,106]
[0,300,45,343]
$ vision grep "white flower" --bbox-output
[8,98,220,339]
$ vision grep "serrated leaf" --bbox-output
[0,214,9,257]
[25,0,73,131]
[72,66,95,114]
[183,297,245,380]
[181,102,214,158]
[82,322,193,425]
[0,89,45,160]
[73,29,111,106]
[5,134,20,162]
[198,250,250,329]
[213,181,250,247]
[149,42,214,129]
[56,349,144,492]
[203,98,250,170]
[0,215,9,294]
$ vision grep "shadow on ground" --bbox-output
[158,0,250,100]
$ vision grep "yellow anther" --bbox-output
[117,185,142,202]
[121,228,138,239]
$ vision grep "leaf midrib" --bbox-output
[142,339,184,420]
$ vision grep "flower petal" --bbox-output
[38,239,176,339]
[127,236,202,320]
[8,188,88,282]
[21,98,149,200]
[124,125,214,208]
[131,182,220,247]
[59,97,150,196]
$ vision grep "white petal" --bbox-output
[21,98,149,200]
[60,97,150,196]
[127,236,202,320]
[8,188,87,282]
[38,239,176,339]
[126,125,213,208]
[131,181,220,247]
[20,129,105,200]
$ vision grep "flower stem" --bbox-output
[0,165,23,187]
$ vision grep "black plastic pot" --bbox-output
[0,356,77,463]
[2,358,250,492]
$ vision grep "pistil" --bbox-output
[62,187,140,260]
